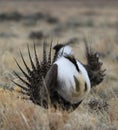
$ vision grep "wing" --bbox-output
[45,64,58,92]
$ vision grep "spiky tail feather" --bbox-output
[84,40,106,87]
[13,42,52,107]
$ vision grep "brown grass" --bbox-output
[0,1,118,130]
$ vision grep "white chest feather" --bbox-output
[54,57,91,104]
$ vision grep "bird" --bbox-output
[45,44,91,105]
[13,41,105,111]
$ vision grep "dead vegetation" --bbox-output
[0,1,118,130]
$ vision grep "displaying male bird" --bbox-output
[13,41,105,111]
[45,44,91,105]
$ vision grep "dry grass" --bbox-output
[0,1,118,130]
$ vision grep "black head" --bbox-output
[53,44,65,53]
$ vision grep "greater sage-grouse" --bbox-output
[13,41,105,111]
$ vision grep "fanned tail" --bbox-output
[13,42,53,107]
[84,40,106,87]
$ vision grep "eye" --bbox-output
[84,82,87,91]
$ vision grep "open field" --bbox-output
[0,1,118,130]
